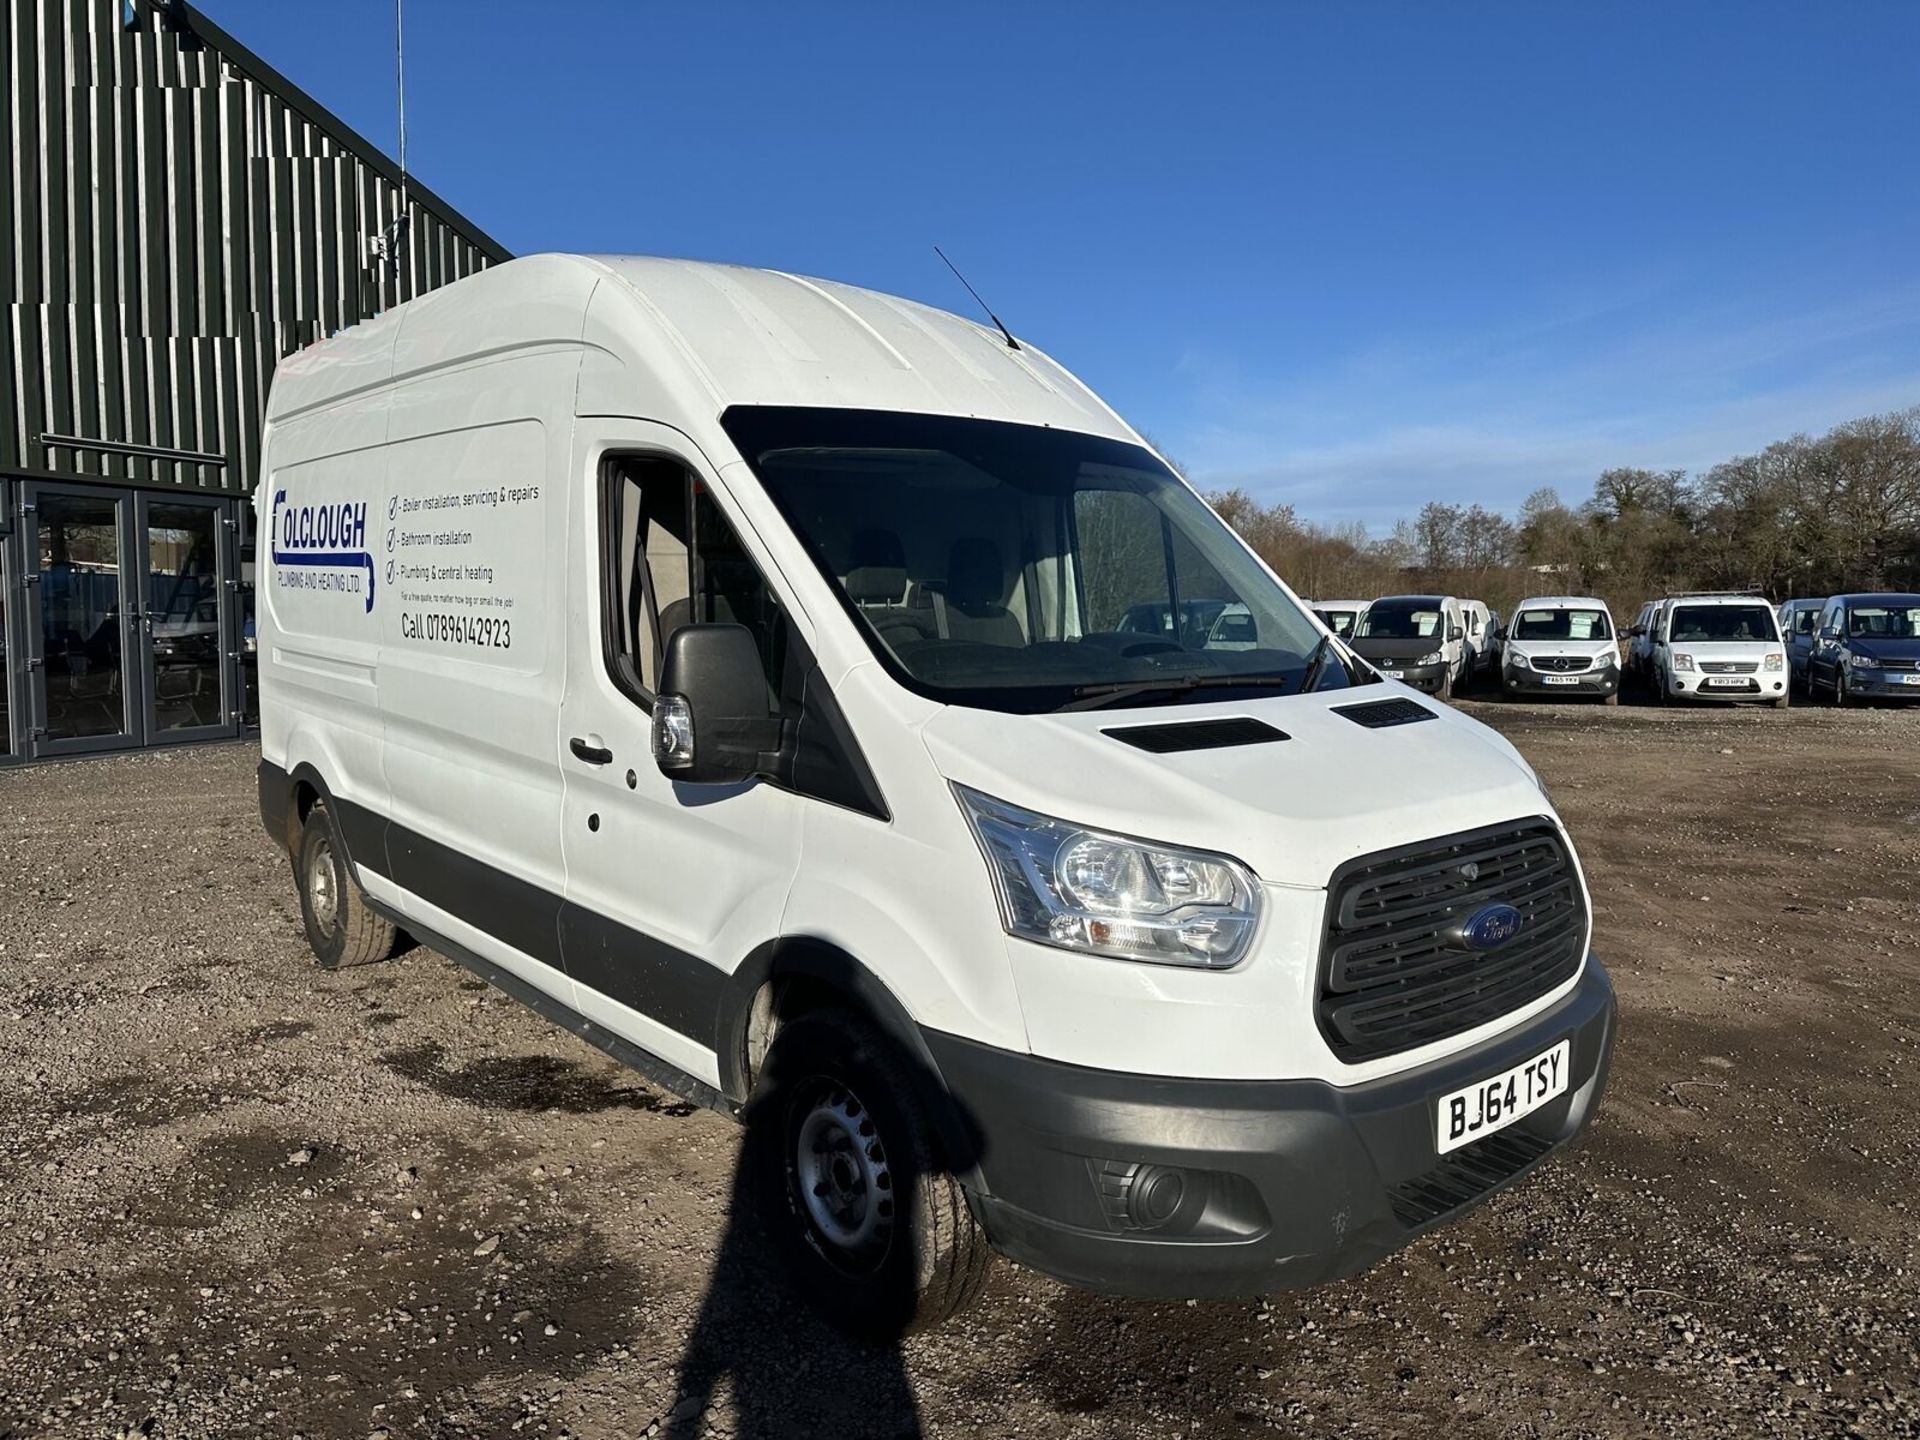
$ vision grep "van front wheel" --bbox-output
[749,1008,991,1336]
[295,805,397,970]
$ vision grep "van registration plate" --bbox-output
[1703,676,1748,688]
[1437,1039,1570,1155]
[1899,674,1920,686]
[1378,668,1404,679]
[1542,675,1580,685]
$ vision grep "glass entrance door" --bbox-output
[1,485,16,762]
[21,484,240,759]
[25,484,136,754]
[137,495,232,743]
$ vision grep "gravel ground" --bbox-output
[1,698,1917,1439]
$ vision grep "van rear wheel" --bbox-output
[748,1007,991,1336]
[295,805,397,970]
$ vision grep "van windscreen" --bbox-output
[721,407,1346,713]
[1356,603,1441,640]
[1668,605,1777,642]
[1512,608,1612,641]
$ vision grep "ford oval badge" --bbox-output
[1457,903,1524,951]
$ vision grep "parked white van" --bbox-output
[1643,593,1789,707]
[255,255,1614,1331]
[1499,597,1621,703]
[1461,598,1496,678]
[1307,599,1368,640]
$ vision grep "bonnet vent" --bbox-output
[1331,698,1437,729]
[1102,717,1289,754]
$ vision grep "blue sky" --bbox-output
[203,1,1920,532]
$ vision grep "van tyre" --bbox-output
[748,1007,991,1336]
[296,805,397,970]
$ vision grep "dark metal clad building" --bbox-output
[2,0,507,763]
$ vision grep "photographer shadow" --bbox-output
[664,1023,987,1440]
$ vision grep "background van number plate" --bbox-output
[1437,1039,1570,1154]
[1704,676,1747,687]
[1543,674,1580,685]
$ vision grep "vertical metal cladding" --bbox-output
[2,0,509,495]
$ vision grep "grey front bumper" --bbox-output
[925,959,1616,1299]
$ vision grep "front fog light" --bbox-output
[955,786,1260,968]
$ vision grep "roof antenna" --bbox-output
[370,0,411,280]
[935,246,1020,351]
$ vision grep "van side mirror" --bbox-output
[1820,626,1840,641]
[1448,624,1464,642]
[653,624,779,785]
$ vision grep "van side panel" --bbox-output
[257,393,394,843]
[374,353,578,1005]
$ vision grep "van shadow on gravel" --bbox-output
[376,1040,698,1116]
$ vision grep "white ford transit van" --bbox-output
[256,255,1614,1331]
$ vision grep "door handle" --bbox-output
[569,736,613,765]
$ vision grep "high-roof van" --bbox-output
[255,255,1614,1331]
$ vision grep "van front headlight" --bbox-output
[954,786,1260,969]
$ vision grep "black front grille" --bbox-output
[1700,660,1758,675]
[1318,821,1586,1061]
[1531,655,1591,673]
[1873,657,1919,671]
[1332,698,1436,729]
[1105,717,1289,753]
[1389,1127,1555,1227]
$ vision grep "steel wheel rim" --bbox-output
[790,1079,895,1273]
[306,833,338,931]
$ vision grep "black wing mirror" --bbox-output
[1448,624,1465,642]
[1820,626,1840,641]
[653,624,780,785]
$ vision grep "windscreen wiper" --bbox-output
[1058,672,1298,713]
[1298,633,1337,695]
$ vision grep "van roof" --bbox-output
[1664,593,1773,607]
[267,253,1135,444]
[1512,595,1610,611]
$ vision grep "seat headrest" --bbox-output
[845,528,907,605]
[948,537,1005,608]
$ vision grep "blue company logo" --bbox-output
[1456,903,1524,952]
[271,490,376,613]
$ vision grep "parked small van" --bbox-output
[1499,597,1620,703]
[1638,593,1788,707]
[1461,599,1496,678]
[1308,599,1368,640]
[1777,598,1823,691]
[255,255,1613,1330]
[1807,593,1920,705]
[1348,595,1471,698]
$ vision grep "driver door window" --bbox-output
[602,457,786,703]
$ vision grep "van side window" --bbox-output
[602,456,786,701]
[604,457,692,697]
